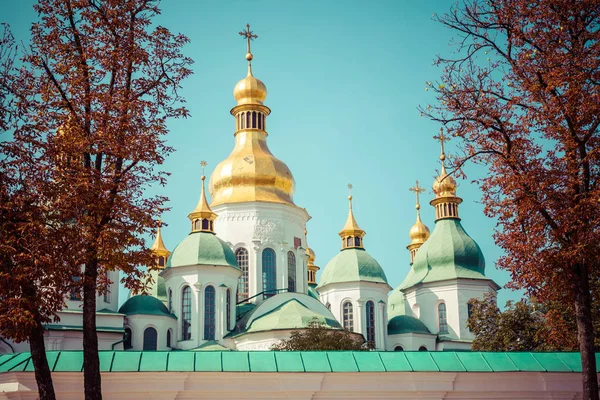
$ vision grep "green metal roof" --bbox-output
[0,351,596,373]
[387,315,431,335]
[166,231,238,269]
[228,297,341,338]
[318,248,389,288]
[307,284,320,300]
[118,295,176,319]
[156,276,167,302]
[400,219,490,290]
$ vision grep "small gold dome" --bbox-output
[433,165,457,197]
[409,214,430,244]
[233,66,267,105]
[306,247,316,264]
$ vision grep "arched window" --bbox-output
[124,327,132,350]
[346,237,352,247]
[342,301,353,331]
[262,248,277,297]
[194,220,201,230]
[258,113,262,129]
[143,327,157,351]
[166,329,172,348]
[168,288,172,311]
[246,112,251,128]
[182,286,192,340]
[354,237,361,247]
[366,300,375,345]
[252,111,257,128]
[394,346,404,351]
[419,346,428,351]
[158,256,165,267]
[262,114,266,130]
[236,248,249,302]
[438,303,448,333]
[241,112,245,129]
[204,285,216,340]
[287,251,296,292]
[201,219,209,230]
[226,288,232,331]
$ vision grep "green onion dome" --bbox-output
[118,295,176,319]
[400,219,486,290]
[166,231,238,269]
[317,248,389,289]
[388,315,431,335]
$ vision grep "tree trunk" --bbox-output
[29,320,56,400]
[83,260,102,400]
[573,263,599,400]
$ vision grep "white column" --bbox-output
[193,281,203,345]
[251,240,261,297]
[297,247,306,294]
[377,301,385,350]
[356,299,365,337]
[279,242,288,292]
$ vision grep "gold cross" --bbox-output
[239,23,258,54]
[433,127,447,156]
[201,160,207,176]
[409,180,426,209]
[347,183,353,196]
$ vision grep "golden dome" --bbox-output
[306,247,316,264]
[409,213,430,244]
[209,133,296,206]
[209,28,295,207]
[433,164,457,197]
[233,65,267,105]
[338,195,365,238]
[150,224,170,256]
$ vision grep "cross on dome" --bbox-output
[239,23,258,63]
[409,180,426,211]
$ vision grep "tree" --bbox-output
[421,1,600,398]
[271,319,371,351]
[467,294,550,351]
[1,1,192,399]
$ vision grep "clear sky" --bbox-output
[3,0,521,307]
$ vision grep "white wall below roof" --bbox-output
[318,281,391,350]
[1,370,592,399]
[124,314,177,351]
[403,279,497,341]
[161,264,240,350]
[212,202,310,300]
[386,332,437,351]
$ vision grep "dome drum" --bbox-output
[430,196,462,220]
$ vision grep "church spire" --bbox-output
[151,221,171,268]
[188,161,217,233]
[338,184,366,250]
[407,180,430,263]
[431,128,462,220]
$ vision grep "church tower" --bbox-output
[209,25,310,303]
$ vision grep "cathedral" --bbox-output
[0,26,500,356]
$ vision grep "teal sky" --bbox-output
[3,0,521,307]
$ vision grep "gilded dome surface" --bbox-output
[409,215,430,244]
[233,69,267,105]
[209,131,296,206]
[433,167,457,197]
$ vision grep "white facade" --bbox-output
[124,314,176,351]
[160,264,240,349]
[403,279,498,343]
[212,201,310,299]
[318,281,391,350]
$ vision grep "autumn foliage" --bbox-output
[422,0,600,398]
[1,0,192,399]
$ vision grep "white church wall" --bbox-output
[161,264,240,350]
[124,314,177,351]
[386,332,437,351]
[318,281,390,350]
[212,202,310,300]
[403,279,498,341]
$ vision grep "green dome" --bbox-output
[118,295,175,319]
[307,284,320,300]
[400,219,486,289]
[166,231,238,269]
[318,248,388,288]
[387,315,431,335]
[387,288,406,320]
